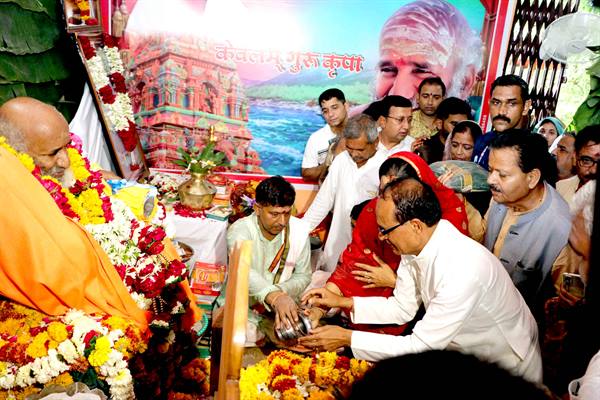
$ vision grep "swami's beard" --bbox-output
[44,166,75,188]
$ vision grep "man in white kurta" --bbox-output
[300,177,542,383]
[223,176,311,344]
[303,114,387,272]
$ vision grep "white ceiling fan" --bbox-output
[539,12,600,64]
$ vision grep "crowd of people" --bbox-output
[227,71,599,398]
[0,69,596,400]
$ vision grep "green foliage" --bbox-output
[71,367,110,396]
[0,0,47,14]
[0,0,82,119]
[0,49,70,83]
[572,72,600,132]
[556,3,600,131]
[0,2,58,54]
[175,142,229,174]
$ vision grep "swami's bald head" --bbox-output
[0,97,71,178]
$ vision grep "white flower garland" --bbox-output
[0,310,133,400]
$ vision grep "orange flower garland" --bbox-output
[0,135,113,225]
[240,350,371,400]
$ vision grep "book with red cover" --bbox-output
[190,262,226,297]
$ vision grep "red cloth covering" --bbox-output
[327,151,469,335]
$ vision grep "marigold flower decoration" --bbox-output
[0,300,144,400]
[239,350,372,400]
[1,135,186,306]
[0,135,112,225]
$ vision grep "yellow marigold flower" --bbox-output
[281,388,303,400]
[47,321,68,342]
[88,336,111,367]
[114,337,132,358]
[17,153,35,172]
[0,361,7,376]
[67,148,91,182]
[105,316,128,331]
[350,358,371,377]
[291,358,310,381]
[26,331,50,358]
[134,338,148,354]
[240,361,270,400]
[0,339,6,349]
[0,318,24,336]
[47,372,74,387]
[19,386,40,399]
[17,334,31,345]
[307,391,335,400]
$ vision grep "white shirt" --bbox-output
[350,219,543,383]
[303,150,387,271]
[569,350,600,400]
[377,136,415,157]
[302,124,336,169]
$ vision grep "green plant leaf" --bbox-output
[0,0,47,14]
[573,103,599,132]
[37,0,57,20]
[588,60,600,79]
[173,159,188,168]
[0,83,26,103]
[0,3,58,54]
[24,81,61,103]
[0,48,70,83]
[587,97,600,108]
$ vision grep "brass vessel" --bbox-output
[178,172,216,210]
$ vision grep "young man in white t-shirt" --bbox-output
[301,88,349,181]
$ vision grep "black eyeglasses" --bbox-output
[577,156,599,168]
[378,222,403,236]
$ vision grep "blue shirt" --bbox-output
[472,130,497,171]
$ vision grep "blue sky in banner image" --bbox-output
[229,0,487,177]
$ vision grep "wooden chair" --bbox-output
[214,240,252,400]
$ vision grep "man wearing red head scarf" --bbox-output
[313,152,468,334]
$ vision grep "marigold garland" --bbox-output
[0,136,112,225]
[0,301,144,399]
[240,350,372,400]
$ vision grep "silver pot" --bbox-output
[274,313,312,341]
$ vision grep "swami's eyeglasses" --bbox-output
[378,222,403,236]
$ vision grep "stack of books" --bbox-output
[190,261,227,357]
[206,205,232,221]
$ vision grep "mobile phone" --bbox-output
[562,273,585,298]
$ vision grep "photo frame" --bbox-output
[75,33,147,180]
[63,0,103,33]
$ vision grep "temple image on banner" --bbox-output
[124,34,264,173]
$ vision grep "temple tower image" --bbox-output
[126,34,263,172]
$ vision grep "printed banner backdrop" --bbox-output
[122,0,488,178]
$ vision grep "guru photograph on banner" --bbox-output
[122,0,490,178]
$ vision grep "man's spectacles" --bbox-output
[378,222,403,236]
[386,115,410,123]
[577,156,599,168]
